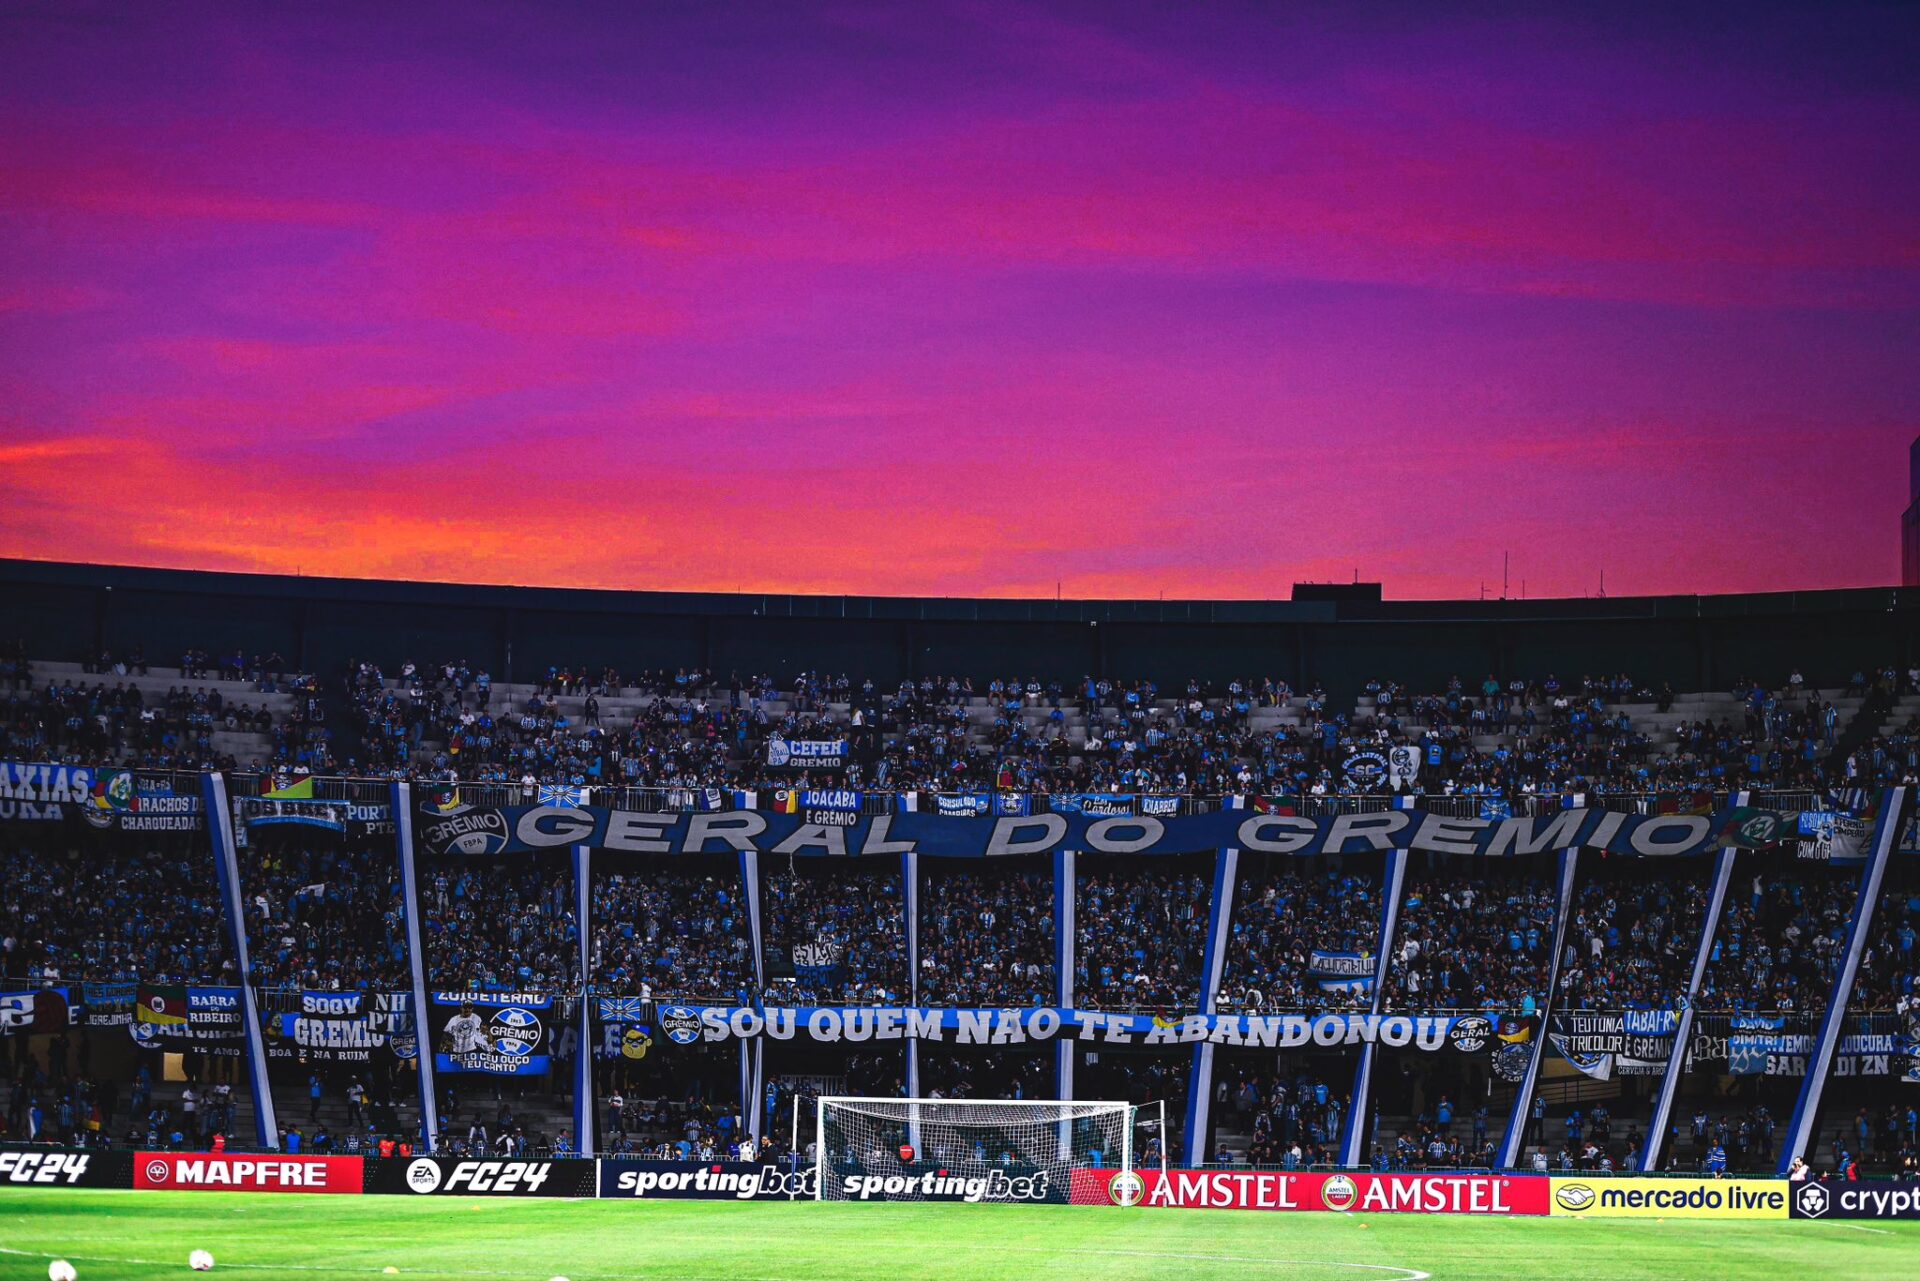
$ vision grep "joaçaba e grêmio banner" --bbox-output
[416,801,1803,860]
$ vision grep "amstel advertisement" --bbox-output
[1072,1169,1550,1215]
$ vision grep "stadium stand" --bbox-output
[3,565,1918,1180]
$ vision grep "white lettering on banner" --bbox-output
[0,1152,92,1184]
[1627,816,1712,857]
[514,806,596,848]
[443,1161,551,1194]
[842,1169,1051,1203]
[675,1008,1472,1049]
[770,823,850,857]
[1083,817,1165,853]
[1480,810,1586,858]
[609,1165,818,1199]
[1236,815,1318,854]
[602,810,674,852]
[684,812,767,852]
[1103,1170,1547,1214]
[1409,814,1489,856]
[1323,811,1411,853]
[858,815,914,856]
[165,1158,328,1188]
[0,762,94,805]
[984,815,1068,857]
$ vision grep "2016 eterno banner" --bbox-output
[1070,1169,1548,1215]
[133,1152,364,1194]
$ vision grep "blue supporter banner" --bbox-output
[237,798,347,833]
[1051,793,1137,817]
[1307,950,1375,996]
[430,992,553,1076]
[927,792,992,818]
[765,738,847,769]
[413,800,1774,860]
[646,1003,1505,1051]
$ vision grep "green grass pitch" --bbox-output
[2,1191,1914,1281]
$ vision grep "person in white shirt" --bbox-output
[442,1004,490,1056]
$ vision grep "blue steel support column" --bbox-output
[1496,845,1581,1170]
[573,843,594,1157]
[1779,786,1908,1172]
[1183,834,1240,1168]
[201,772,279,1151]
[392,782,440,1152]
[903,848,921,1151]
[739,846,766,1146]
[1054,848,1076,1104]
[1640,798,1743,1173]
[1339,844,1410,1167]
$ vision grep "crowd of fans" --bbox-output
[240,843,409,990]
[0,648,325,774]
[1220,869,1381,1012]
[760,867,908,1004]
[590,867,753,1001]
[1219,1065,1354,1168]
[1,845,233,983]
[1699,874,1862,1012]
[1073,869,1211,1010]
[16,631,1920,800]
[1383,873,1557,1012]
[920,872,1056,1007]
[1851,875,1919,1012]
[419,860,579,991]
[1555,874,1711,1012]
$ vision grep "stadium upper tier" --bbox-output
[8,647,1919,800]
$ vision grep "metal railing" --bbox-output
[51,766,1830,819]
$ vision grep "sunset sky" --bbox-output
[2,2,1916,600]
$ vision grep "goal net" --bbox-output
[814,1097,1160,1203]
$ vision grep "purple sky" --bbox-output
[2,1,1915,598]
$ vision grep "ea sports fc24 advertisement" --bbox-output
[364,1157,599,1198]
[1072,1169,1550,1215]
[1548,1177,1787,1219]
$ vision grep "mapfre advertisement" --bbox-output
[1071,1169,1548,1215]
[1549,1177,1787,1219]
[134,1152,364,1194]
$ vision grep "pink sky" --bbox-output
[2,3,1916,599]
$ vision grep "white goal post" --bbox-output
[813,1096,1166,1203]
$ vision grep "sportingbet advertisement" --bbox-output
[1072,1169,1548,1215]
[828,1166,1061,1204]
[598,1160,818,1200]
[1549,1177,1787,1219]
